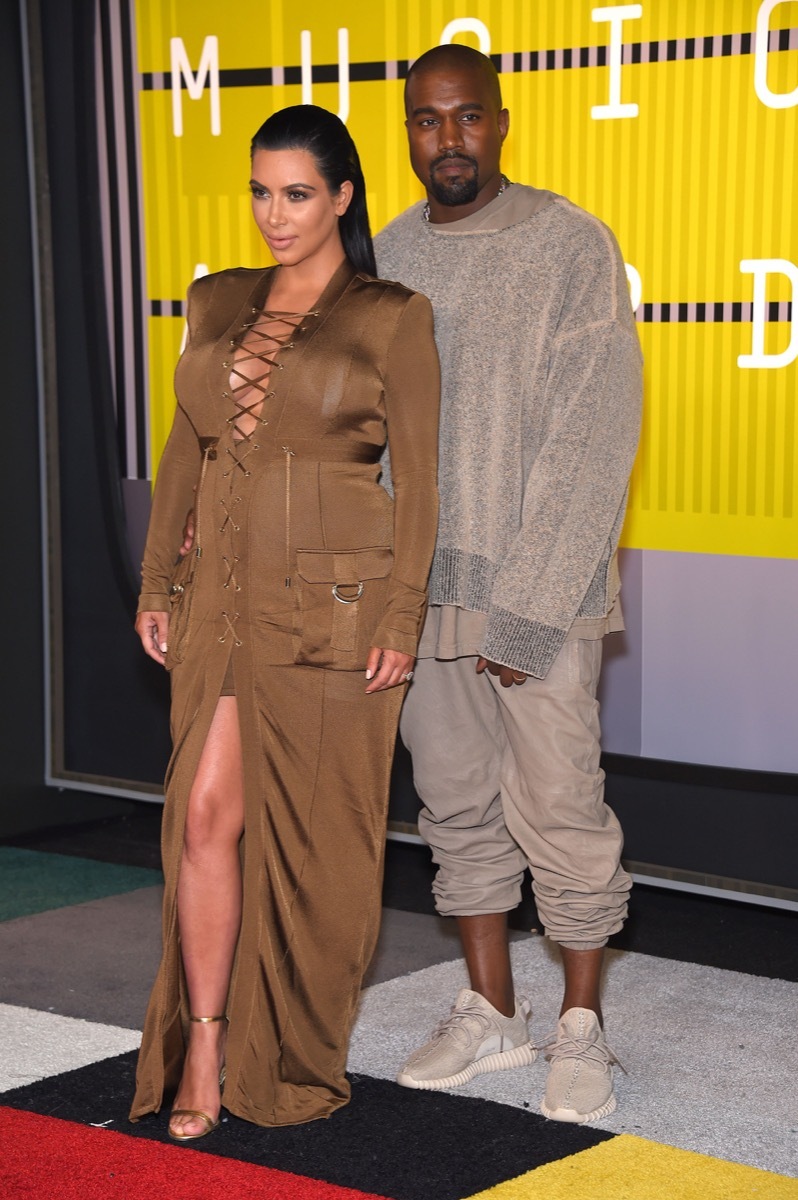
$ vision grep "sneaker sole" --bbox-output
[540,1092,616,1124]
[396,1042,537,1090]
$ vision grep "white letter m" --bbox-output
[171,36,221,137]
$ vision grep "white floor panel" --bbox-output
[0,1002,140,1093]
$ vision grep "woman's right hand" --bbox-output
[135,611,170,666]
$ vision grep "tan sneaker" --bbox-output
[396,989,536,1090]
[540,1006,625,1123]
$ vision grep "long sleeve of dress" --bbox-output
[137,400,201,613]
[372,292,440,655]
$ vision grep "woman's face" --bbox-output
[250,147,352,269]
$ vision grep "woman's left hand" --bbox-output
[364,647,416,693]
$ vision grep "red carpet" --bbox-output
[0,1107,390,1200]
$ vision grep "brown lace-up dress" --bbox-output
[129,260,439,1127]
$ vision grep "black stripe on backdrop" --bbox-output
[140,25,796,90]
[149,299,794,322]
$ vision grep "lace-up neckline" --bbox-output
[228,308,317,443]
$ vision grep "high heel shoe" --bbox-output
[168,1014,227,1142]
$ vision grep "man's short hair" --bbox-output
[404,44,503,114]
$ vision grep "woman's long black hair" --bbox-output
[251,105,377,277]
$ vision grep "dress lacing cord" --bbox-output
[193,438,242,647]
[219,494,241,534]
[216,306,321,629]
[226,308,319,447]
[219,609,242,647]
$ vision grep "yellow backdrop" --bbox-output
[136,1,798,559]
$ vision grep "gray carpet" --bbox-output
[0,886,162,1028]
[364,907,532,987]
[348,938,798,1178]
[0,892,526,1028]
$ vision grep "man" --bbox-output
[375,44,642,1123]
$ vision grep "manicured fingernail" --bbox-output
[160,643,168,653]
[365,669,373,679]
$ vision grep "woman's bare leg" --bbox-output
[169,696,245,1137]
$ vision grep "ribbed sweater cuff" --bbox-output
[481,607,568,679]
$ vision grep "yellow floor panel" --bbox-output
[467,1135,798,1199]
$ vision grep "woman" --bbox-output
[130,105,439,1136]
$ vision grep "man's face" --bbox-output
[405,65,509,217]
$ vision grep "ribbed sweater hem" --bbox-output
[430,547,496,611]
[481,608,568,679]
[430,546,618,676]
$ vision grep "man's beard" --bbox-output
[428,153,480,207]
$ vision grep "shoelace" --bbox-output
[428,1001,495,1049]
[540,1028,627,1075]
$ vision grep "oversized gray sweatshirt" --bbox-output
[375,184,643,679]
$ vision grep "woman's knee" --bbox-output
[183,782,243,856]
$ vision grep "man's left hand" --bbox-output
[476,657,527,688]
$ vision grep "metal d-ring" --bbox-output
[332,582,364,604]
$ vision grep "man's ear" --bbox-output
[499,108,510,143]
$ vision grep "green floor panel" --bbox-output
[0,848,162,921]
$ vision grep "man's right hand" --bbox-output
[476,657,527,688]
[135,611,170,665]
[179,508,196,557]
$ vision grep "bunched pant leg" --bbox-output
[400,641,631,949]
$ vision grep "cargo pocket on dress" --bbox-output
[294,546,393,669]
[165,551,198,669]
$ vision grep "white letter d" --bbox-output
[738,259,798,369]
